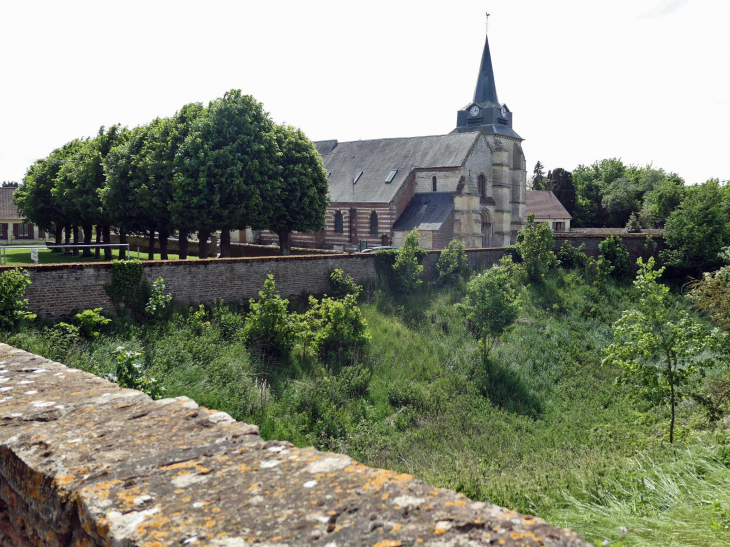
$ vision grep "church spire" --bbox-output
[473,32,499,108]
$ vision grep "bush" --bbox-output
[436,239,470,284]
[0,268,36,329]
[329,269,362,299]
[46,322,81,360]
[211,301,245,341]
[598,236,631,281]
[300,293,370,363]
[516,213,557,282]
[107,346,164,399]
[557,241,589,270]
[392,228,426,293]
[73,308,111,339]
[105,260,149,318]
[688,248,730,331]
[373,249,399,288]
[145,278,172,319]
[242,275,295,358]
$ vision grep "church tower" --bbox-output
[454,32,522,140]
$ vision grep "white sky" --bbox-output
[1,0,728,185]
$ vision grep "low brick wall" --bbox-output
[553,233,665,264]
[3,248,510,318]
[0,344,588,546]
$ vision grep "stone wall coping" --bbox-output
[0,343,588,546]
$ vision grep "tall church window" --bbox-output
[478,175,486,196]
[432,176,437,192]
[334,211,343,234]
[369,211,378,235]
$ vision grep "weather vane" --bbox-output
[486,12,490,33]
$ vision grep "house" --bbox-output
[0,188,46,244]
[525,190,572,232]
[257,30,527,250]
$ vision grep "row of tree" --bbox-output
[15,90,330,258]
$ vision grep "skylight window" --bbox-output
[353,171,363,184]
[385,169,398,183]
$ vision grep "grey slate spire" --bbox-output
[473,33,499,108]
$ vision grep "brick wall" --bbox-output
[553,233,665,263]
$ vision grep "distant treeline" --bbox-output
[15,90,329,258]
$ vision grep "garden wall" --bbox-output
[0,343,587,546]
[553,233,665,263]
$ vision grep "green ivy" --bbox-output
[104,260,149,318]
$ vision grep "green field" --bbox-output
[0,247,195,265]
[4,269,730,546]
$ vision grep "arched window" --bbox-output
[334,211,343,234]
[369,211,378,235]
[432,176,437,192]
[478,175,486,196]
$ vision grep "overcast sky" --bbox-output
[1,0,728,185]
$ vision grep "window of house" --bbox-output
[334,211,344,234]
[370,211,378,235]
[554,221,565,232]
[18,224,29,238]
[478,174,486,196]
[432,176,437,192]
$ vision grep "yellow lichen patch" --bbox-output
[181,497,191,503]
[205,520,216,529]
[238,464,252,473]
[381,493,389,501]
[391,524,402,532]
[174,489,185,494]
[141,542,166,547]
[373,541,402,547]
[212,507,221,513]
[443,501,454,507]
[53,475,76,487]
[161,460,200,471]
[85,480,123,501]
[455,500,467,508]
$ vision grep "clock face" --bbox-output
[500,105,507,117]
[469,105,480,117]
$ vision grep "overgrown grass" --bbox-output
[4,269,730,546]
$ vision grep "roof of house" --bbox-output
[526,190,572,220]
[315,133,480,204]
[392,192,455,232]
[0,188,20,220]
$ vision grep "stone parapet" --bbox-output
[0,344,588,546]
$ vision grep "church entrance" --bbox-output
[481,212,492,248]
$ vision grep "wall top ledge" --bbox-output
[0,343,588,546]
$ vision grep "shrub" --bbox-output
[46,322,81,360]
[625,212,642,233]
[242,275,295,357]
[212,301,245,341]
[598,236,631,281]
[392,228,426,293]
[557,241,588,270]
[461,258,521,360]
[145,277,172,319]
[104,260,149,318]
[300,293,370,363]
[515,213,557,282]
[688,248,730,331]
[0,268,36,329]
[329,269,362,299]
[186,304,211,335]
[373,249,399,288]
[436,239,470,284]
[73,308,111,339]
[108,346,164,400]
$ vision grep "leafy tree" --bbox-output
[572,159,626,227]
[173,90,279,258]
[15,140,82,247]
[393,228,426,292]
[462,257,521,360]
[268,124,329,255]
[0,269,36,329]
[604,258,724,443]
[601,177,640,227]
[532,161,545,189]
[640,177,686,228]
[688,247,730,332]
[1,181,19,188]
[548,168,576,215]
[598,236,631,281]
[663,179,730,271]
[557,241,588,270]
[436,239,470,285]
[515,213,557,281]
[243,275,295,357]
[625,212,642,233]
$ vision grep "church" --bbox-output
[259,31,527,250]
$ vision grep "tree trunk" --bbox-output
[72,226,80,256]
[82,224,93,257]
[159,229,169,260]
[103,226,112,260]
[198,230,209,259]
[119,231,127,259]
[95,227,102,259]
[178,229,188,259]
[64,224,72,255]
[277,229,291,256]
[219,228,231,257]
[148,229,156,261]
[53,224,63,252]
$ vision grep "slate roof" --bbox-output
[315,133,479,204]
[0,188,20,219]
[526,190,572,220]
[392,192,455,232]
